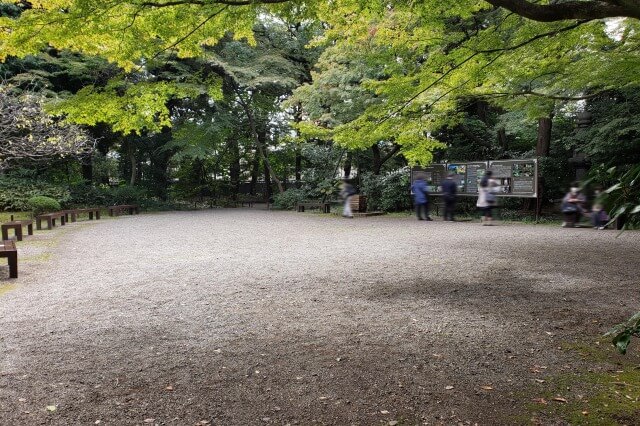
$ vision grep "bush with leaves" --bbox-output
[606,312,640,355]
[602,164,640,230]
[27,195,61,215]
[0,177,70,211]
[68,183,112,207]
[110,185,149,206]
[360,168,412,212]
[273,188,308,210]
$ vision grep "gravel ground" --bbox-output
[0,209,639,425]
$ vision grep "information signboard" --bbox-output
[410,164,447,194]
[488,159,538,198]
[410,158,537,198]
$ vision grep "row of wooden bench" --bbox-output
[296,201,331,214]
[1,204,139,279]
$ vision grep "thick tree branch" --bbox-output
[481,89,610,101]
[139,0,289,7]
[485,0,640,21]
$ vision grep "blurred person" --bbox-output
[561,183,586,227]
[477,170,498,225]
[411,172,431,221]
[340,179,356,218]
[591,186,609,230]
[442,173,457,221]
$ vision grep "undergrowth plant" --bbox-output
[606,311,640,355]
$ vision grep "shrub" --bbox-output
[110,185,149,205]
[360,168,412,212]
[0,177,70,211]
[68,184,112,207]
[273,189,308,210]
[27,196,61,215]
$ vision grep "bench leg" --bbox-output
[15,227,23,241]
[70,213,77,222]
[36,218,42,231]
[96,211,101,220]
[1,228,7,241]
[89,212,94,220]
[49,218,55,229]
[61,216,66,226]
[27,224,33,236]
[8,252,17,278]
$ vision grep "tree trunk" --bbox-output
[295,148,302,188]
[476,100,489,124]
[237,92,284,193]
[344,151,352,178]
[250,151,260,195]
[128,143,137,186]
[229,137,241,199]
[81,158,93,183]
[497,127,508,151]
[293,103,303,188]
[263,159,272,201]
[372,144,382,175]
[536,117,552,156]
[372,142,401,175]
[533,116,552,214]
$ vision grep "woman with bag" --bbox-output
[477,170,498,225]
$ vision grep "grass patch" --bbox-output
[0,211,32,222]
[0,284,17,297]
[22,252,53,263]
[524,340,640,424]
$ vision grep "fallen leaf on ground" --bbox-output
[445,386,454,390]
[553,397,568,403]
[582,411,589,416]
[534,379,545,383]
[380,410,389,414]
[46,405,57,412]
[481,386,493,390]
[143,419,155,423]
[165,385,174,391]
[532,398,548,405]
[18,398,26,402]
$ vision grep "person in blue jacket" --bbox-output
[411,173,432,221]
[441,173,457,221]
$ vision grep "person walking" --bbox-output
[442,173,457,221]
[561,183,586,227]
[477,170,498,225]
[411,172,432,221]
[340,180,356,218]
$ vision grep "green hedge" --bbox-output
[27,196,61,215]
[0,177,70,211]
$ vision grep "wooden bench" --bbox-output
[1,219,34,241]
[297,201,331,213]
[62,209,81,223]
[237,196,270,208]
[0,239,18,278]
[108,204,139,216]
[36,212,66,230]
[77,207,101,220]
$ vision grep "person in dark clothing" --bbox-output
[411,173,432,221]
[442,173,457,221]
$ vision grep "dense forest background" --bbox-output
[0,1,638,223]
